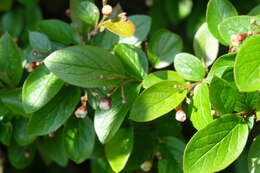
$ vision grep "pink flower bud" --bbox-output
[175,109,186,122]
[230,33,247,46]
[102,5,113,16]
[99,98,111,110]
[75,104,87,118]
[140,160,153,172]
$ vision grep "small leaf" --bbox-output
[74,1,99,27]
[183,114,249,173]
[248,135,260,173]
[119,15,152,46]
[193,23,219,66]
[95,82,140,144]
[0,33,23,86]
[38,19,81,45]
[0,122,12,146]
[234,36,260,92]
[26,86,80,136]
[174,53,206,82]
[143,70,185,89]
[64,116,95,163]
[105,127,134,173]
[148,29,183,69]
[190,83,213,130]
[44,45,128,88]
[14,117,36,146]
[103,19,135,37]
[206,0,238,45]
[22,65,64,113]
[8,141,36,169]
[114,44,148,80]
[207,53,235,83]
[29,31,52,52]
[130,81,187,122]
[218,16,260,45]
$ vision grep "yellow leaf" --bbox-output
[103,19,135,37]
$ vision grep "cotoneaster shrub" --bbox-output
[0,0,259,172]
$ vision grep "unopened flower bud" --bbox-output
[75,104,87,118]
[175,109,186,122]
[230,33,247,46]
[25,62,37,72]
[122,97,127,104]
[99,98,111,110]
[102,5,113,16]
[250,18,257,25]
[24,152,30,158]
[118,12,127,21]
[140,160,153,172]
[65,9,71,17]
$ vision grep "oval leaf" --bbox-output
[44,45,128,88]
[22,65,64,113]
[248,135,260,173]
[103,19,135,37]
[129,81,187,122]
[234,36,260,92]
[75,1,99,26]
[174,53,206,81]
[183,114,249,173]
[29,31,52,52]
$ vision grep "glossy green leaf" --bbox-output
[193,23,219,66]
[0,122,12,146]
[91,30,119,51]
[64,116,95,163]
[1,9,23,37]
[38,19,81,45]
[75,1,99,26]
[14,117,36,146]
[29,31,52,52]
[44,45,128,88]
[26,86,80,136]
[130,81,187,122]
[190,83,213,130]
[248,4,260,16]
[105,127,134,173]
[218,16,260,45]
[22,65,64,113]
[119,15,152,46]
[234,36,260,92]
[207,53,235,83]
[37,130,68,167]
[8,142,36,169]
[0,33,22,86]
[248,135,260,173]
[148,29,183,69]
[235,92,259,112]
[114,44,148,80]
[103,19,135,37]
[174,53,206,81]
[143,70,185,89]
[206,0,238,45]
[209,76,239,114]
[183,114,249,173]
[95,82,140,144]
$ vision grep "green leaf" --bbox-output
[105,127,134,173]
[118,15,152,46]
[248,4,260,16]
[2,9,23,37]
[218,16,260,45]
[94,82,140,144]
[148,29,183,69]
[190,83,213,130]
[23,5,43,30]
[114,44,148,80]
[158,159,182,173]
[91,30,119,51]
[64,116,95,163]
[0,0,13,11]
[235,92,259,112]
[29,31,52,52]
[234,36,260,92]
[209,76,239,114]
[22,65,64,113]
[37,130,68,167]
[0,122,12,146]
[14,117,36,146]
[0,88,28,116]
[193,23,219,66]
[44,45,128,88]
[91,158,114,173]
[74,1,99,27]
[129,81,187,122]
[0,33,23,86]
[143,70,185,89]
[183,114,249,173]
[248,135,260,173]
[206,0,238,45]
[26,86,80,136]
[8,141,36,169]
[174,53,206,82]
[207,53,235,83]
[38,19,81,45]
